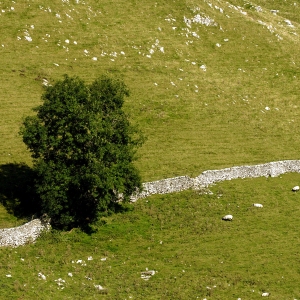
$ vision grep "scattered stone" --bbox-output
[284,19,294,27]
[94,284,108,294]
[270,10,279,15]
[55,278,65,289]
[141,270,156,280]
[222,214,233,221]
[38,272,46,280]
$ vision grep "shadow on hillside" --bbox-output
[0,163,39,219]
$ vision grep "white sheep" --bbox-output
[253,203,263,208]
[292,186,299,192]
[261,292,270,297]
[222,214,233,221]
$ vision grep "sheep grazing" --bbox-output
[261,292,270,297]
[253,203,263,208]
[292,186,300,192]
[222,214,233,221]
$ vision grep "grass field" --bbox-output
[2,173,300,299]
[0,0,300,298]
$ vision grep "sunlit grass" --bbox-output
[0,0,299,179]
[0,0,300,298]
[1,173,300,299]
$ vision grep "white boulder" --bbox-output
[222,214,233,221]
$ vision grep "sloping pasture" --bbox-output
[1,173,300,299]
[0,0,300,298]
[0,0,299,180]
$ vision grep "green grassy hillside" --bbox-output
[1,173,300,299]
[0,0,300,298]
[0,0,299,180]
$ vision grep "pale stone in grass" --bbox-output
[95,284,107,292]
[222,214,233,221]
[25,36,32,42]
[292,186,299,192]
[284,19,294,27]
[270,10,279,15]
[200,65,207,71]
[38,273,46,280]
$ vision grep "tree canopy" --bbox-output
[20,74,144,229]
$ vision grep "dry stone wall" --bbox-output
[0,219,50,248]
[2,160,300,247]
[130,160,300,201]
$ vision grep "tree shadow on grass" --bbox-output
[0,163,136,232]
[0,163,39,220]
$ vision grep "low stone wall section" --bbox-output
[0,219,50,248]
[131,160,300,201]
[194,160,300,187]
[2,160,300,247]
[132,175,195,200]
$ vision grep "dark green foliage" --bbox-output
[20,74,144,229]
